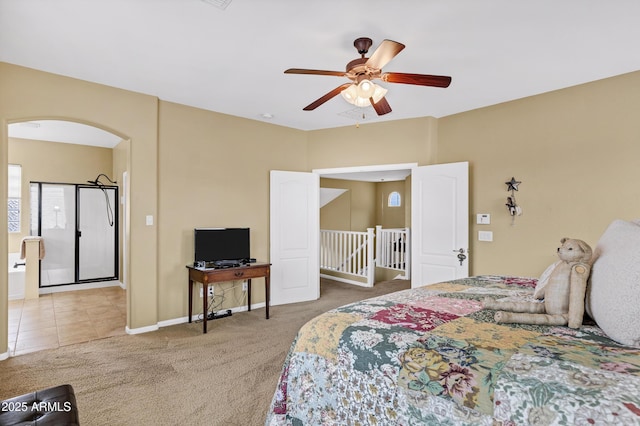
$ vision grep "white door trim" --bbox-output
[313,163,418,181]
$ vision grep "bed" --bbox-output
[266,272,640,425]
[266,219,640,425]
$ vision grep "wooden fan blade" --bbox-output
[371,96,392,116]
[365,39,405,70]
[303,83,353,111]
[381,72,452,88]
[285,68,346,77]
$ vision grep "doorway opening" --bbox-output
[314,163,416,287]
[5,119,130,357]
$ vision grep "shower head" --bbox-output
[87,175,118,227]
[88,174,117,186]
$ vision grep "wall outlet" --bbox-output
[242,281,248,291]
[200,287,215,297]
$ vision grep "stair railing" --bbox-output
[375,226,410,279]
[320,228,375,287]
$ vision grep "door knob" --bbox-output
[453,248,467,265]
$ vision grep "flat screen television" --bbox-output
[194,228,250,264]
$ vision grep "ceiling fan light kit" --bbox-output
[341,82,387,107]
[284,37,452,116]
[356,79,375,98]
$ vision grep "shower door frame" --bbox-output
[31,181,120,288]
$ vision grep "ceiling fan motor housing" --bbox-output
[353,37,373,55]
[346,58,381,83]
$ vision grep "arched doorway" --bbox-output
[5,118,131,356]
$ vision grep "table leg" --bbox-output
[265,274,270,320]
[247,279,252,312]
[188,279,194,323]
[203,283,208,334]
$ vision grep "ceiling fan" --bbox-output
[284,37,452,116]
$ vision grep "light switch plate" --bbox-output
[476,214,491,225]
[478,231,493,242]
[145,215,153,226]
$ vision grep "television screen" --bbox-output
[194,228,250,263]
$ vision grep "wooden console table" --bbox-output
[186,262,271,333]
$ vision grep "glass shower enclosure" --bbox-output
[30,182,119,287]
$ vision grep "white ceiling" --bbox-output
[2,0,640,137]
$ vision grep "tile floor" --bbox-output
[7,286,126,357]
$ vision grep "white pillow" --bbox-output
[586,219,640,347]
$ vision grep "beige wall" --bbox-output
[404,175,412,229]
[321,179,407,231]
[438,71,640,277]
[112,139,130,284]
[157,101,308,321]
[308,116,439,169]
[376,180,406,228]
[320,179,376,231]
[8,138,114,252]
[320,188,351,231]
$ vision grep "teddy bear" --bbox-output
[483,238,592,329]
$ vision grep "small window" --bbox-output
[388,191,401,207]
[8,164,21,233]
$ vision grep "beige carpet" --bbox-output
[0,278,409,426]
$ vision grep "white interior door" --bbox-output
[270,170,319,305]
[411,162,469,288]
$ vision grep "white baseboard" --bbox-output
[393,273,409,280]
[0,349,8,361]
[157,302,266,328]
[128,302,267,333]
[157,317,190,328]
[125,324,159,335]
[320,273,370,287]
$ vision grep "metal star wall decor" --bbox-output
[505,177,521,192]
[505,177,522,223]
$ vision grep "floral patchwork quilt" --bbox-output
[265,276,640,425]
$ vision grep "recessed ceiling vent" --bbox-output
[201,0,232,10]
[338,106,377,122]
